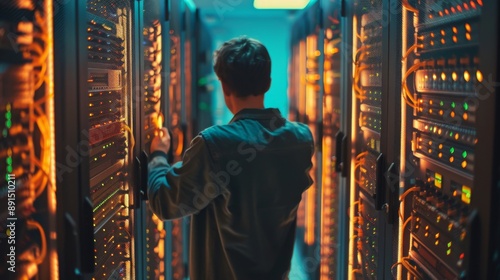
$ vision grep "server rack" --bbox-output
[319,1,348,279]
[343,0,400,278]
[51,0,200,279]
[134,0,169,279]
[293,0,500,279]
[0,0,57,278]
[396,0,499,279]
[289,2,324,279]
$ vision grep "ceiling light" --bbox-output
[254,0,311,9]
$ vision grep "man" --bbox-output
[148,36,314,280]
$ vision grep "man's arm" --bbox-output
[148,135,220,220]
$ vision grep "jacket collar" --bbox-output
[229,108,284,123]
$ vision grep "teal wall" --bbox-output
[209,17,292,124]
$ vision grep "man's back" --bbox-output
[148,108,314,280]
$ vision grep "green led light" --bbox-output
[451,102,456,108]
[463,102,469,111]
[103,145,105,149]
[450,147,455,154]
[450,132,454,137]
[5,111,11,120]
[447,249,452,255]
[5,120,12,128]
[462,151,468,158]
[448,242,452,248]
[6,157,12,165]
[5,174,9,181]
[7,166,13,173]
[440,101,444,106]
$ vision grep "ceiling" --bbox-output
[190,0,300,23]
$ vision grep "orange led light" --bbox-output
[466,33,471,41]
[452,27,458,33]
[441,72,446,80]
[465,23,471,32]
[470,1,476,9]
[477,0,483,6]
[450,156,455,163]
[464,71,470,82]
[450,111,455,118]
[462,161,467,168]
[453,36,458,43]
[463,112,469,120]
[457,5,462,12]
[441,30,446,36]
[430,32,435,38]
[441,38,446,44]
[476,70,483,82]
[452,72,458,81]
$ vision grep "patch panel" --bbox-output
[358,152,378,196]
[413,118,476,146]
[413,132,474,174]
[415,67,480,94]
[409,196,469,278]
[360,111,382,134]
[418,20,479,53]
[357,193,378,278]
[415,0,482,28]
[416,94,476,127]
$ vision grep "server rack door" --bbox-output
[136,0,170,279]
[166,0,186,279]
[396,0,485,279]
[320,0,349,279]
[85,0,136,279]
[289,4,323,278]
[0,0,57,278]
[346,0,394,278]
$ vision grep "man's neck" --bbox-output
[230,95,265,114]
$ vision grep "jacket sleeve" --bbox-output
[147,135,220,220]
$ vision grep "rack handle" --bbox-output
[374,153,385,210]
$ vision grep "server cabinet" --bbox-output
[396,0,499,279]
[135,0,169,279]
[0,0,57,278]
[345,0,400,278]
[289,2,323,279]
[320,1,348,279]
[53,0,137,278]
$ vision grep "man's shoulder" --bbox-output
[284,121,314,142]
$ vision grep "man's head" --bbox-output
[213,37,271,99]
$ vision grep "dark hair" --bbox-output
[213,36,271,97]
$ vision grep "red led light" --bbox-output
[477,0,483,6]
[464,3,469,10]
[457,5,462,12]
[460,253,465,259]
[470,1,476,9]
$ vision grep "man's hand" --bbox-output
[150,127,171,154]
